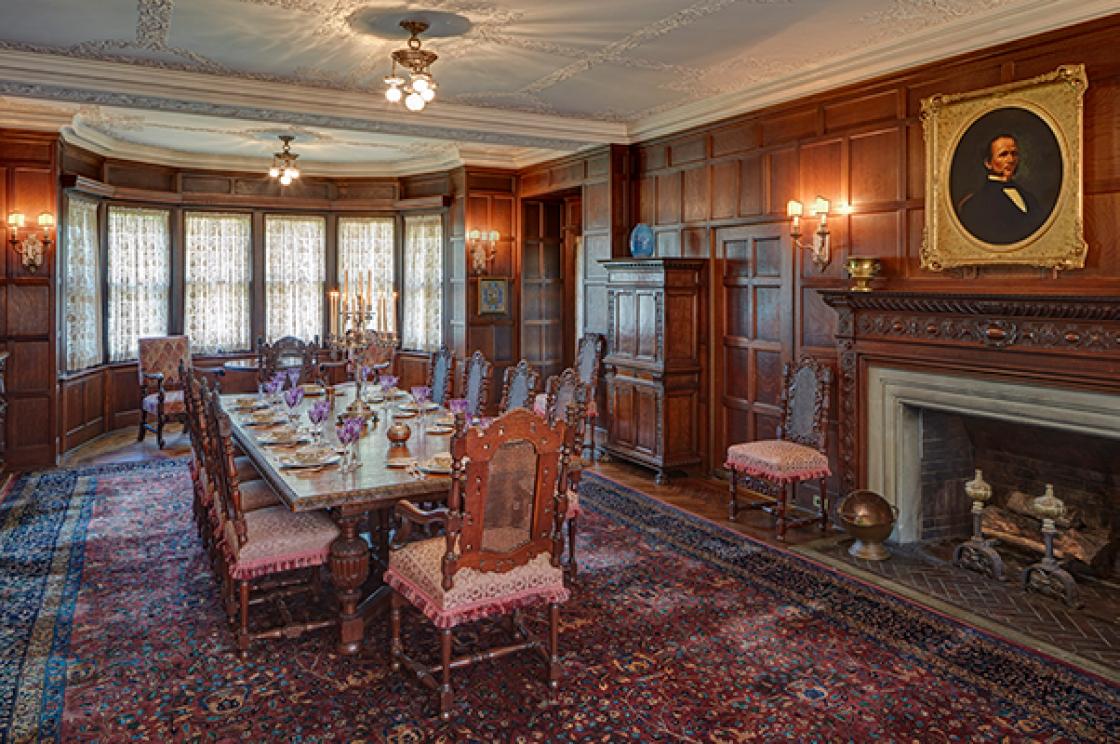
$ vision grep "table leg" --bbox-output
[329,511,370,656]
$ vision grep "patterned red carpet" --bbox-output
[2,460,1118,741]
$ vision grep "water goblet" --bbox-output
[287,368,301,390]
[412,385,432,429]
[308,399,330,445]
[284,386,305,426]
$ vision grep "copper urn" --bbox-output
[837,489,897,561]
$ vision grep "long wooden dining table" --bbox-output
[222,384,453,655]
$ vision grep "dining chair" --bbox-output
[575,333,605,458]
[203,389,339,654]
[385,407,573,720]
[256,335,323,386]
[544,368,592,581]
[498,359,540,413]
[352,330,397,379]
[725,356,833,541]
[137,335,191,448]
[462,350,493,417]
[427,345,455,406]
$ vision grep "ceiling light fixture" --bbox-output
[384,20,438,112]
[268,135,301,185]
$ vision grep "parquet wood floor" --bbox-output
[54,428,1120,680]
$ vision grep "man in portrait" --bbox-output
[956,134,1047,244]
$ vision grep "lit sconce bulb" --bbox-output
[7,210,24,228]
[411,73,431,93]
[786,200,803,218]
[420,86,436,103]
[487,230,499,241]
[811,196,830,216]
[268,166,280,178]
[837,202,854,215]
[405,92,425,111]
[468,229,480,240]
[385,85,402,103]
[284,167,299,180]
[280,174,293,186]
[37,212,54,230]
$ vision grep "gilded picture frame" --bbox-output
[478,277,508,315]
[920,64,1087,271]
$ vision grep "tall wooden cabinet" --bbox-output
[602,259,704,483]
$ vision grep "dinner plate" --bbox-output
[300,383,326,397]
[427,425,454,435]
[257,434,310,446]
[279,453,341,469]
[421,401,440,411]
[393,410,417,419]
[385,456,415,468]
[419,461,452,475]
[397,402,420,411]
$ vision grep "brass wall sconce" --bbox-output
[787,197,852,271]
[468,228,499,274]
[7,210,54,273]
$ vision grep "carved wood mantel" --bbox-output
[820,291,1120,496]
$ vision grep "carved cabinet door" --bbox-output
[713,225,794,470]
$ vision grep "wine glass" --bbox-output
[411,385,432,430]
[283,386,305,427]
[307,399,329,444]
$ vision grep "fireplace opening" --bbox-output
[916,408,1120,576]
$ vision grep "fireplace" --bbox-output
[865,366,1120,565]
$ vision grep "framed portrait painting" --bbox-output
[920,64,1088,271]
[478,277,508,315]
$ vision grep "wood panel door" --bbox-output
[712,224,794,472]
[521,200,565,382]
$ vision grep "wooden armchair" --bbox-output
[544,368,592,580]
[256,335,325,387]
[386,407,572,720]
[427,345,455,406]
[352,330,397,379]
[725,356,833,541]
[499,359,540,413]
[575,333,605,458]
[462,350,493,417]
[137,335,191,448]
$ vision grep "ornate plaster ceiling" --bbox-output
[0,0,1112,176]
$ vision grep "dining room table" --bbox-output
[222,382,454,655]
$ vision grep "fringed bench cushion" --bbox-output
[725,440,831,484]
[142,390,185,414]
[385,534,569,629]
[225,506,338,580]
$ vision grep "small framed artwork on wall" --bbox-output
[478,277,508,315]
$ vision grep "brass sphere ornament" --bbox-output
[837,489,897,561]
[386,420,411,445]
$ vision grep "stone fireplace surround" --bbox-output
[864,365,1120,543]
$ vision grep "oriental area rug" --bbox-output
[2,461,1118,742]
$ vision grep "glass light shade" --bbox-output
[268,166,280,178]
[420,86,435,103]
[812,196,830,215]
[786,200,803,218]
[37,212,54,229]
[7,211,24,228]
[467,229,480,240]
[411,74,431,93]
[284,167,299,179]
[837,202,854,215]
[385,85,403,103]
[280,174,293,186]
[405,92,425,111]
[487,230,499,241]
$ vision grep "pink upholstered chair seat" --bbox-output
[224,505,338,581]
[239,479,280,511]
[385,532,569,629]
[142,390,185,415]
[234,455,261,483]
[725,440,831,484]
[565,488,580,519]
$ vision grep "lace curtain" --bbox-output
[63,197,103,371]
[401,214,443,352]
[184,212,252,354]
[107,206,170,362]
[338,217,395,334]
[265,215,325,342]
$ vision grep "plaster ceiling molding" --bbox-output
[0,95,80,130]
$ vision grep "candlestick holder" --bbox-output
[1022,484,1081,608]
[952,469,1005,580]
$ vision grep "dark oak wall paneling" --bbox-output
[1,129,58,468]
[623,16,1120,497]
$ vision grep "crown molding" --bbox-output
[0,49,628,151]
[630,0,1119,142]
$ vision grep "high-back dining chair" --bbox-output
[544,368,592,580]
[256,335,322,386]
[725,356,833,541]
[462,350,493,417]
[499,359,540,413]
[427,345,455,406]
[385,407,573,720]
[574,333,605,458]
[137,335,191,448]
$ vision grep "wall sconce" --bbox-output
[468,228,499,274]
[7,210,54,273]
[787,197,851,271]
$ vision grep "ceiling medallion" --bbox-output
[384,21,438,112]
[268,135,301,185]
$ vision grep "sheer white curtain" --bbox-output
[107,206,170,362]
[265,215,325,342]
[401,214,443,351]
[338,217,395,333]
[63,197,103,371]
[184,212,252,353]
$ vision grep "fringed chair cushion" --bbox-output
[565,489,580,519]
[224,506,338,580]
[725,440,831,484]
[385,533,569,629]
[141,390,185,415]
[532,393,548,418]
[239,479,280,511]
